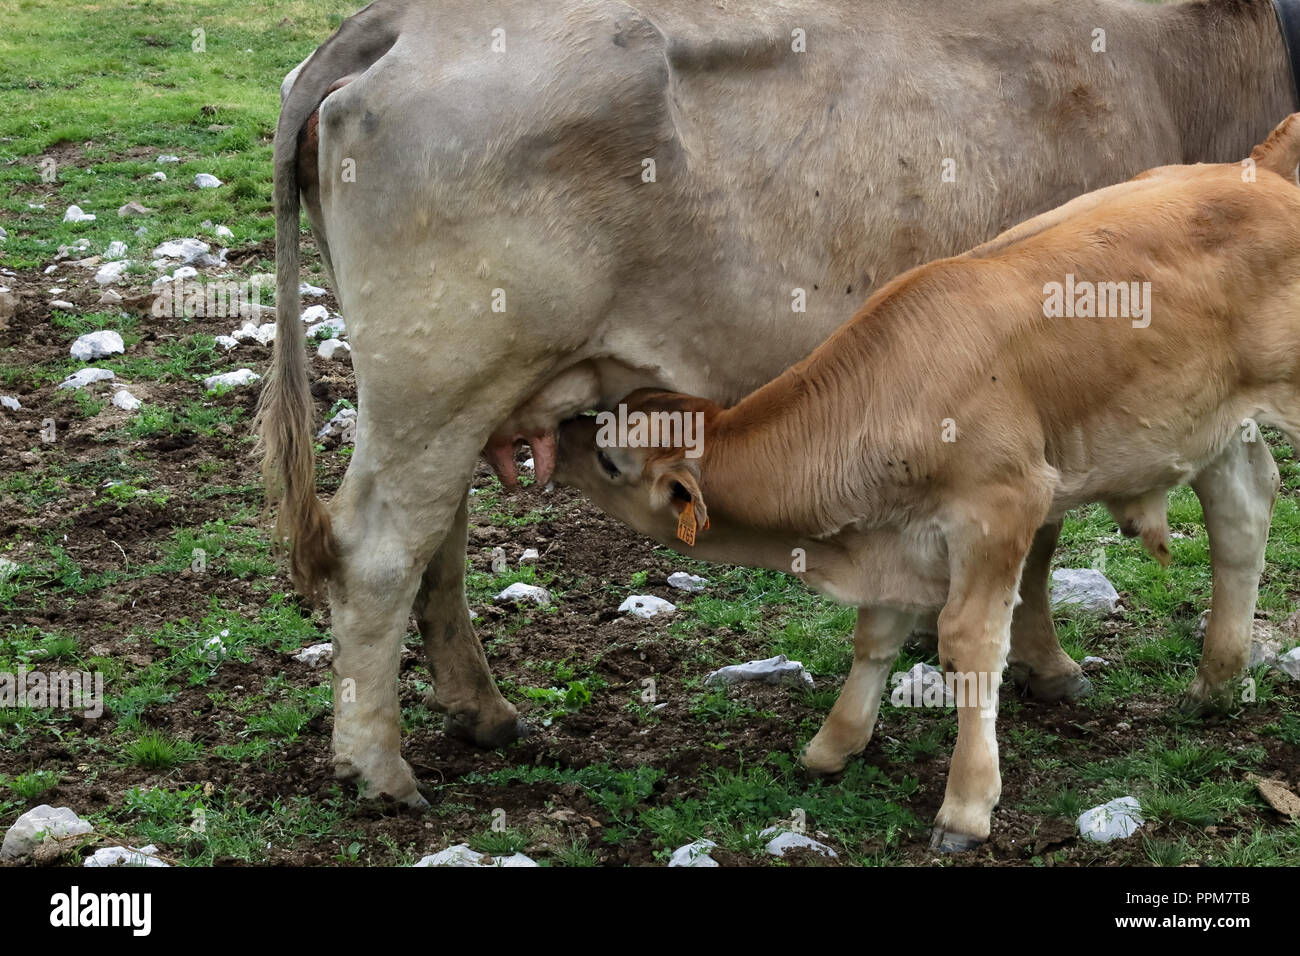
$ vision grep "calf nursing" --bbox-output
[555,117,1300,850]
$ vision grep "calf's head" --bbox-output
[555,389,722,548]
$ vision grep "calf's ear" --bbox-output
[660,466,709,543]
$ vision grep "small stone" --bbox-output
[111,390,142,411]
[1276,647,1300,681]
[667,571,709,592]
[1256,779,1300,818]
[705,654,815,689]
[62,204,96,223]
[98,290,123,305]
[619,594,676,619]
[104,240,128,260]
[95,260,132,286]
[1,396,21,411]
[214,224,234,239]
[118,201,151,217]
[1082,656,1109,666]
[1,806,94,860]
[760,827,838,859]
[293,643,333,668]
[519,548,540,565]
[667,839,718,867]
[301,304,329,323]
[84,844,168,868]
[58,368,115,390]
[0,556,20,577]
[299,282,327,297]
[50,300,75,311]
[1078,796,1144,843]
[317,338,351,360]
[70,330,125,362]
[316,407,356,441]
[412,844,539,867]
[156,154,180,164]
[203,368,260,390]
[215,334,239,351]
[193,173,223,189]
[494,582,551,606]
[889,661,955,707]
[149,171,167,181]
[1050,568,1120,615]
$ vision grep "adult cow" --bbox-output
[258,0,1300,805]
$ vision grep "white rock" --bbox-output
[230,321,261,343]
[0,225,6,240]
[43,265,58,275]
[307,317,346,339]
[300,304,329,323]
[317,338,350,360]
[253,323,277,346]
[1276,647,1300,681]
[152,237,209,263]
[214,225,234,239]
[104,240,128,260]
[316,407,356,441]
[1050,568,1120,615]
[490,547,508,574]
[299,282,327,297]
[1,805,95,860]
[48,287,64,296]
[1082,656,1109,666]
[494,582,551,606]
[156,154,180,164]
[667,571,709,592]
[111,390,142,411]
[293,643,333,668]
[412,844,539,867]
[202,630,229,662]
[171,265,198,282]
[1078,796,1144,843]
[62,205,96,223]
[667,839,718,867]
[619,594,676,619]
[50,300,75,311]
[70,330,125,361]
[519,548,540,565]
[705,654,814,689]
[149,171,167,181]
[0,556,20,577]
[890,661,955,707]
[1,396,21,411]
[117,201,150,218]
[204,368,260,390]
[84,844,168,868]
[521,457,534,471]
[760,826,838,859]
[58,368,115,390]
[215,335,239,351]
[194,173,223,189]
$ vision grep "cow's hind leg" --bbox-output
[414,489,525,747]
[1007,519,1092,701]
[1183,437,1279,711]
[802,605,917,775]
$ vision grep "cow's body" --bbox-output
[258,0,1296,804]
[553,117,1300,846]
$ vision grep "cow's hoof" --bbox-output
[1177,685,1234,717]
[1027,670,1094,702]
[799,737,854,776]
[928,827,985,854]
[334,754,426,807]
[445,710,531,748]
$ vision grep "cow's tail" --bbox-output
[254,1,401,597]
[1251,111,1300,181]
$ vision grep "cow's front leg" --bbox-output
[1184,437,1279,711]
[414,488,526,747]
[802,605,916,774]
[1007,519,1092,701]
[930,499,1042,852]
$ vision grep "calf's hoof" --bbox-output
[445,709,531,748]
[799,735,857,776]
[1177,677,1236,716]
[1010,663,1093,702]
[334,754,427,808]
[928,826,985,854]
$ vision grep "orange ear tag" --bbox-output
[676,499,709,546]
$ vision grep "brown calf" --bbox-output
[554,115,1300,850]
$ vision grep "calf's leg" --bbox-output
[1184,437,1279,710]
[802,605,917,774]
[930,497,1044,851]
[414,489,525,747]
[1007,518,1092,701]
